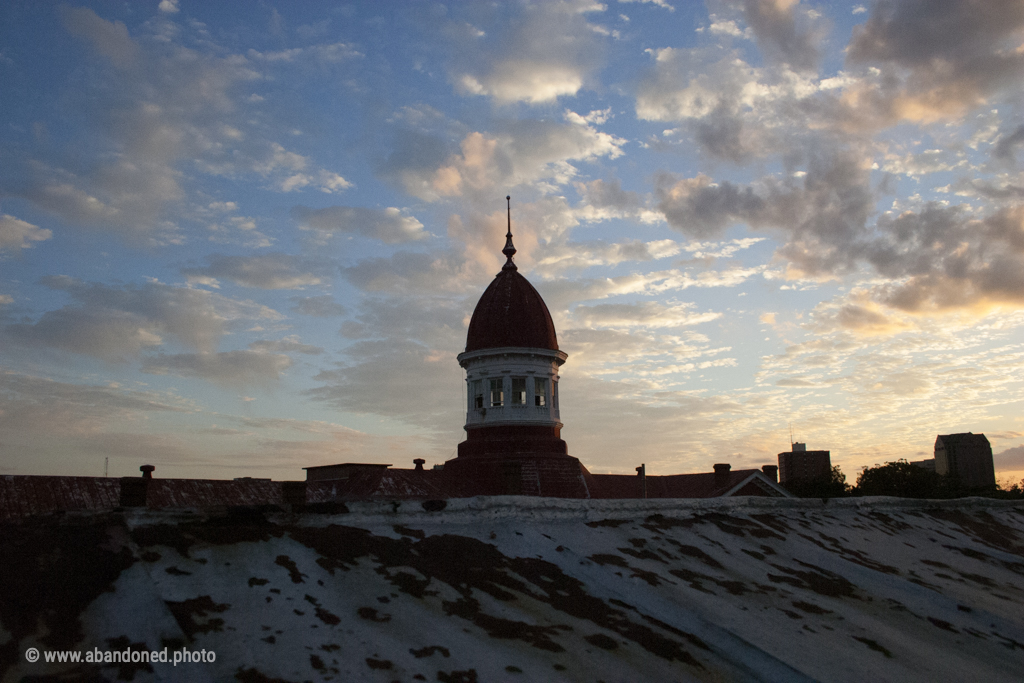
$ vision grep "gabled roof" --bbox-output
[588,469,792,499]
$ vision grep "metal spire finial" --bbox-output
[502,194,517,271]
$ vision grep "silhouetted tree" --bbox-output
[853,459,969,498]
[783,465,851,498]
[990,478,1024,500]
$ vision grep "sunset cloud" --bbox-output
[3,1,1024,479]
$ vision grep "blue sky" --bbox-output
[2,0,1024,483]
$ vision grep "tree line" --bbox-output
[782,460,1024,500]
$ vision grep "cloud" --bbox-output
[576,178,641,212]
[339,298,467,351]
[182,253,324,289]
[845,0,1024,124]
[0,368,193,422]
[449,0,607,104]
[808,296,912,337]
[291,206,427,243]
[0,369,198,475]
[6,307,164,363]
[3,277,282,361]
[141,350,293,386]
[880,148,967,177]
[863,205,1024,313]
[9,9,255,239]
[654,151,876,278]
[995,445,1024,471]
[750,312,1024,469]
[994,125,1024,162]
[619,0,674,10]
[248,336,323,355]
[247,43,362,65]
[60,5,141,69]
[304,296,468,442]
[307,339,464,434]
[8,8,357,241]
[561,327,708,369]
[539,265,764,311]
[0,214,52,251]
[278,170,353,194]
[341,251,482,296]
[393,113,625,201]
[573,301,722,328]
[290,295,347,317]
[634,46,823,162]
[338,197,580,297]
[736,0,826,72]
[533,238,682,275]
[533,235,763,277]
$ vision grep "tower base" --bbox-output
[447,425,590,498]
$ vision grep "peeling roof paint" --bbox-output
[2,497,1023,682]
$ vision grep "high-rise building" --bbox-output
[777,442,832,484]
[934,433,995,489]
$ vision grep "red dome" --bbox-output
[465,269,558,352]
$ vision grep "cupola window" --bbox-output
[534,378,547,407]
[472,380,484,409]
[511,377,527,405]
[489,378,504,407]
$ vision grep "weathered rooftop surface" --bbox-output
[2,497,1023,682]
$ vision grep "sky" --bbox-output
[2,0,1024,484]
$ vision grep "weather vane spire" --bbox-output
[502,194,517,271]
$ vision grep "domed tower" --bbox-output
[443,197,591,498]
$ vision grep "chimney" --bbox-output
[413,458,426,472]
[140,465,155,479]
[713,463,731,488]
[635,463,647,499]
[762,465,778,483]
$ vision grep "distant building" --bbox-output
[778,443,832,484]
[934,433,995,489]
[909,459,936,472]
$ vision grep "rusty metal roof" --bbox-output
[0,475,121,520]
[1,467,789,522]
